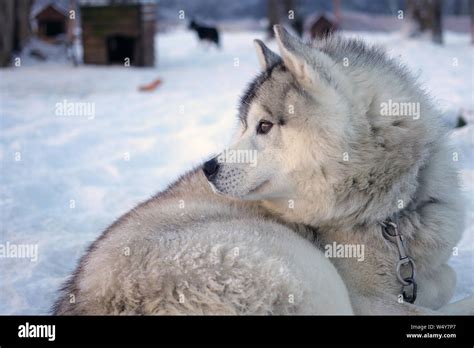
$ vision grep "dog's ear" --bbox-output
[273,25,323,88]
[253,39,281,71]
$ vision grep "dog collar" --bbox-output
[380,218,417,304]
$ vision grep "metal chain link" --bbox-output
[380,219,417,303]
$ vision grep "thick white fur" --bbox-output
[53,170,353,315]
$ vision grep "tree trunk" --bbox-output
[334,0,341,26]
[432,0,443,44]
[0,0,32,67]
[0,0,15,67]
[282,0,303,37]
[14,0,33,52]
[267,0,280,39]
[470,0,474,44]
[406,0,443,44]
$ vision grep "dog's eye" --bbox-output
[257,120,273,135]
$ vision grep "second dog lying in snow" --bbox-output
[53,26,473,315]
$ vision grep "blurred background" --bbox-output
[0,0,473,314]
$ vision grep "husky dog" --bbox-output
[54,26,472,315]
[204,26,472,314]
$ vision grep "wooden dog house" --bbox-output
[33,3,68,40]
[309,14,337,40]
[80,0,156,67]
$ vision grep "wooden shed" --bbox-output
[80,0,156,67]
[308,14,338,40]
[33,4,68,40]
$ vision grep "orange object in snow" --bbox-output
[138,79,163,92]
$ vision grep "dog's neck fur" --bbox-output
[261,35,455,235]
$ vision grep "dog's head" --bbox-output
[203,25,427,224]
[203,26,356,217]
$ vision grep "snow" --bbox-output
[0,29,472,314]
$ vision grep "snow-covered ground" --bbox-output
[0,29,472,314]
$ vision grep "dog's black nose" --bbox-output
[203,157,219,179]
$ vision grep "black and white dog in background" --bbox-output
[189,20,220,48]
